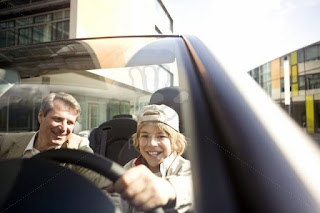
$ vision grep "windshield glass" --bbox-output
[0,36,191,135]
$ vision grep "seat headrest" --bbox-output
[113,114,134,119]
[149,86,184,132]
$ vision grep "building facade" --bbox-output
[248,41,320,135]
[0,0,173,48]
[0,0,175,133]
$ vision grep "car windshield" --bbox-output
[1,33,320,213]
[0,36,191,134]
[2,1,320,212]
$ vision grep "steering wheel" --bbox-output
[0,157,113,213]
[32,148,165,213]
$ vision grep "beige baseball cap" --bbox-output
[137,104,180,132]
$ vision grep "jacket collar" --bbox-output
[7,132,79,159]
[134,152,178,177]
[7,133,34,158]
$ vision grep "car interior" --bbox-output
[1,35,320,213]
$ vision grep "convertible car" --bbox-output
[0,35,320,212]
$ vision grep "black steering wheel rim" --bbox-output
[32,148,125,182]
[32,148,165,213]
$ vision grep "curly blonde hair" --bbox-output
[132,122,187,156]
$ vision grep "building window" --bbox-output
[306,73,320,90]
[0,0,46,9]
[33,24,51,43]
[0,29,15,48]
[18,27,32,45]
[107,100,131,120]
[250,68,259,83]
[305,45,320,61]
[281,74,320,91]
[260,63,271,95]
[298,49,305,63]
[298,75,305,90]
[0,20,15,48]
[88,103,99,129]
[16,17,33,27]
[0,9,70,48]
[53,20,69,40]
[34,14,52,24]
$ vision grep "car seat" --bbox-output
[89,114,139,166]
[149,86,185,133]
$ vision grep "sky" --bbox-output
[163,0,320,73]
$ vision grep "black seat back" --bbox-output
[89,127,106,155]
[89,114,139,166]
[149,86,184,133]
[117,140,139,166]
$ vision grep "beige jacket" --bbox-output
[0,132,111,189]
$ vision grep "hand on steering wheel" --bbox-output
[32,148,165,213]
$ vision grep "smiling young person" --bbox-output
[108,104,193,213]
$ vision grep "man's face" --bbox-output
[38,99,77,147]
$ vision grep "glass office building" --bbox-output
[0,0,70,48]
[248,41,320,135]
[0,0,173,48]
[0,0,175,133]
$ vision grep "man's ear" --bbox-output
[38,109,44,124]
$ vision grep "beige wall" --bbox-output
[271,58,281,89]
[271,58,281,100]
[70,0,156,38]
